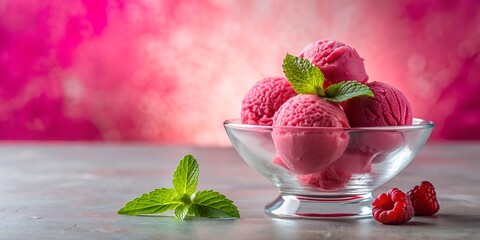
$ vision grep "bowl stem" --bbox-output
[265,193,373,219]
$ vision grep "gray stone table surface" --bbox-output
[1,142,479,240]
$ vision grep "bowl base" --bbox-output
[265,193,373,219]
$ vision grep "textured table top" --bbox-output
[1,142,479,240]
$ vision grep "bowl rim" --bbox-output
[224,118,434,131]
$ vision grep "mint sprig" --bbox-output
[282,53,326,96]
[324,80,374,102]
[118,154,240,220]
[117,188,179,216]
[190,190,239,218]
[173,154,198,196]
[282,53,373,102]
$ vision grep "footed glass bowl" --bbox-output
[224,118,434,219]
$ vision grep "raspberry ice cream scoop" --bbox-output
[341,81,411,165]
[298,167,352,191]
[330,143,375,175]
[299,39,368,87]
[273,156,352,191]
[272,94,350,175]
[330,131,405,173]
[343,81,413,127]
[241,77,297,125]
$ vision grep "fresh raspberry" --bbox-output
[407,181,440,216]
[372,188,414,224]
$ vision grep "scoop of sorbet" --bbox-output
[272,94,350,175]
[299,39,368,87]
[343,81,413,127]
[241,76,296,125]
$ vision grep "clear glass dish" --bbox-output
[224,118,434,219]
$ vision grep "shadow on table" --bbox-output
[435,213,480,224]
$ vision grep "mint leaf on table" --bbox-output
[117,188,179,215]
[174,203,191,220]
[324,81,374,102]
[173,154,199,196]
[282,53,326,96]
[282,53,373,102]
[117,154,240,220]
[190,190,240,218]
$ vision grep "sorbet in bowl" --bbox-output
[229,39,433,218]
[224,118,433,218]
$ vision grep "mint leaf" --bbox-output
[190,190,240,218]
[281,53,373,103]
[117,188,180,216]
[324,81,374,102]
[173,154,199,196]
[118,154,240,220]
[174,204,190,220]
[282,53,325,96]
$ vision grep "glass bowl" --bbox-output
[224,118,434,219]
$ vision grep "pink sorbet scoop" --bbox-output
[241,76,297,125]
[299,39,368,87]
[343,81,413,127]
[272,94,350,175]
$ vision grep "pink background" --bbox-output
[1,0,479,146]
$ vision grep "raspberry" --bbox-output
[407,181,440,216]
[372,188,414,224]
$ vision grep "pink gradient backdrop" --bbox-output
[1,0,479,145]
